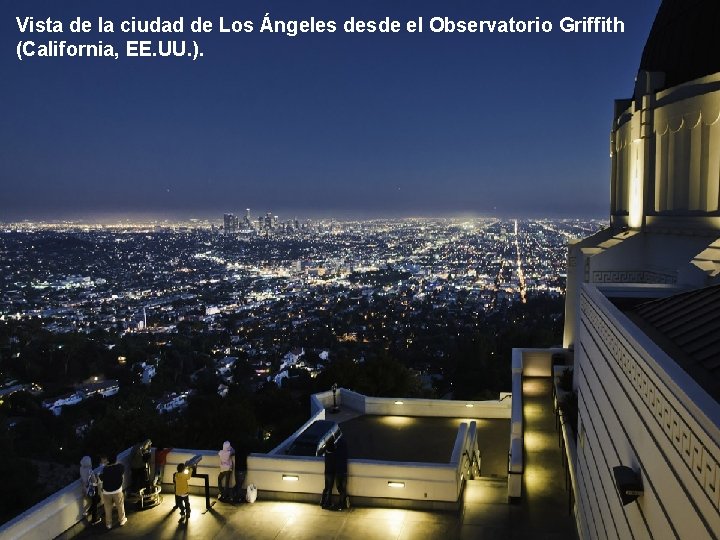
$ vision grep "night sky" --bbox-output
[1,0,661,221]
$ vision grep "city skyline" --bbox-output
[1,209,610,226]
[1,0,660,221]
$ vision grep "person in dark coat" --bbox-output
[232,450,248,502]
[99,453,126,529]
[321,438,336,509]
[334,436,349,511]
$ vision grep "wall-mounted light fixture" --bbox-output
[282,474,299,482]
[394,401,404,405]
[465,403,474,408]
[387,481,405,488]
[612,466,643,506]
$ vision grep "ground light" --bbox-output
[379,415,416,427]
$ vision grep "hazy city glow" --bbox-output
[0,216,604,417]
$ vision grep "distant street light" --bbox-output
[331,383,340,413]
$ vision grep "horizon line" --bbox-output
[0,212,609,227]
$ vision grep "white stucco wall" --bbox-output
[247,420,478,504]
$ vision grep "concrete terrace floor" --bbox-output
[74,378,577,539]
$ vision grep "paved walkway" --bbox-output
[459,378,577,540]
[516,377,578,539]
[74,377,577,539]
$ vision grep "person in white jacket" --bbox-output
[218,441,235,501]
[79,455,101,525]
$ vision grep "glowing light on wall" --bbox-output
[454,418,484,426]
[629,139,644,228]
[387,481,405,488]
[282,474,299,481]
[394,401,404,405]
[380,416,416,427]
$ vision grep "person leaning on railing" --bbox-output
[218,441,235,502]
[79,456,101,525]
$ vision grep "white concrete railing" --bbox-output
[247,455,459,501]
[509,353,523,499]
[555,372,579,525]
[160,448,227,491]
[247,421,479,503]
[308,387,512,419]
[310,388,365,413]
[0,479,88,540]
[453,420,479,481]
[268,405,326,455]
[337,388,367,411]
[364,395,511,418]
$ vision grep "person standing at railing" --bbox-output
[334,436,350,511]
[232,450,248,503]
[218,441,235,502]
[99,453,127,529]
[321,438,336,509]
[130,443,145,493]
[155,445,172,487]
[79,456,101,525]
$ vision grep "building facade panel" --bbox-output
[581,288,720,517]
[577,335,670,540]
[577,286,720,539]
[577,392,639,540]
